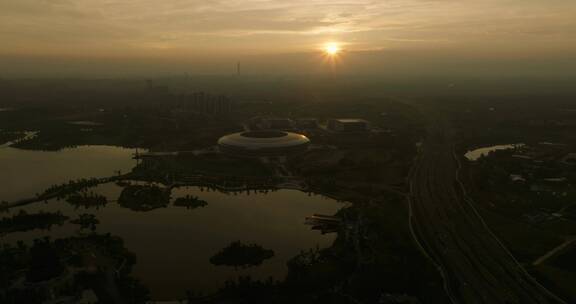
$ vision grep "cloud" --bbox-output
[0,0,575,61]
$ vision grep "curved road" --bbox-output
[408,119,565,304]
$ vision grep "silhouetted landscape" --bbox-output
[2,1,576,303]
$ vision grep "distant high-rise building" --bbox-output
[178,91,233,115]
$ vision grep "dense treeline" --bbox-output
[66,191,108,209]
[70,214,99,231]
[41,178,106,200]
[0,210,68,234]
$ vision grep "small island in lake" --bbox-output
[210,241,275,269]
[118,185,170,212]
[173,195,208,209]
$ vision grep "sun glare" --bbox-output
[324,43,341,56]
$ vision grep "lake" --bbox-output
[0,145,342,300]
[464,144,524,161]
[0,145,138,201]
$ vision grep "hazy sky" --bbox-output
[1,0,575,76]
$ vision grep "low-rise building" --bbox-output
[295,118,319,130]
[263,118,294,130]
[327,119,370,132]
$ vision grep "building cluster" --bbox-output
[247,117,371,133]
[326,119,370,132]
[482,142,576,194]
[217,117,375,158]
[176,92,234,116]
[465,143,576,224]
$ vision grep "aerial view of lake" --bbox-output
[0,145,342,300]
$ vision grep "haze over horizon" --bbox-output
[1,0,576,77]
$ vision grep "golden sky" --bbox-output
[1,0,575,76]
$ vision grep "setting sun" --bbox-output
[324,43,341,56]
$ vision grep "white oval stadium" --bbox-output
[218,131,310,156]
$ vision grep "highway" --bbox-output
[408,119,565,304]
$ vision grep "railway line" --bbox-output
[408,121,565,304]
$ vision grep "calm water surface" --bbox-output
[0,145,341,300]
[465,144,524,161]
[0,145,137,201]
